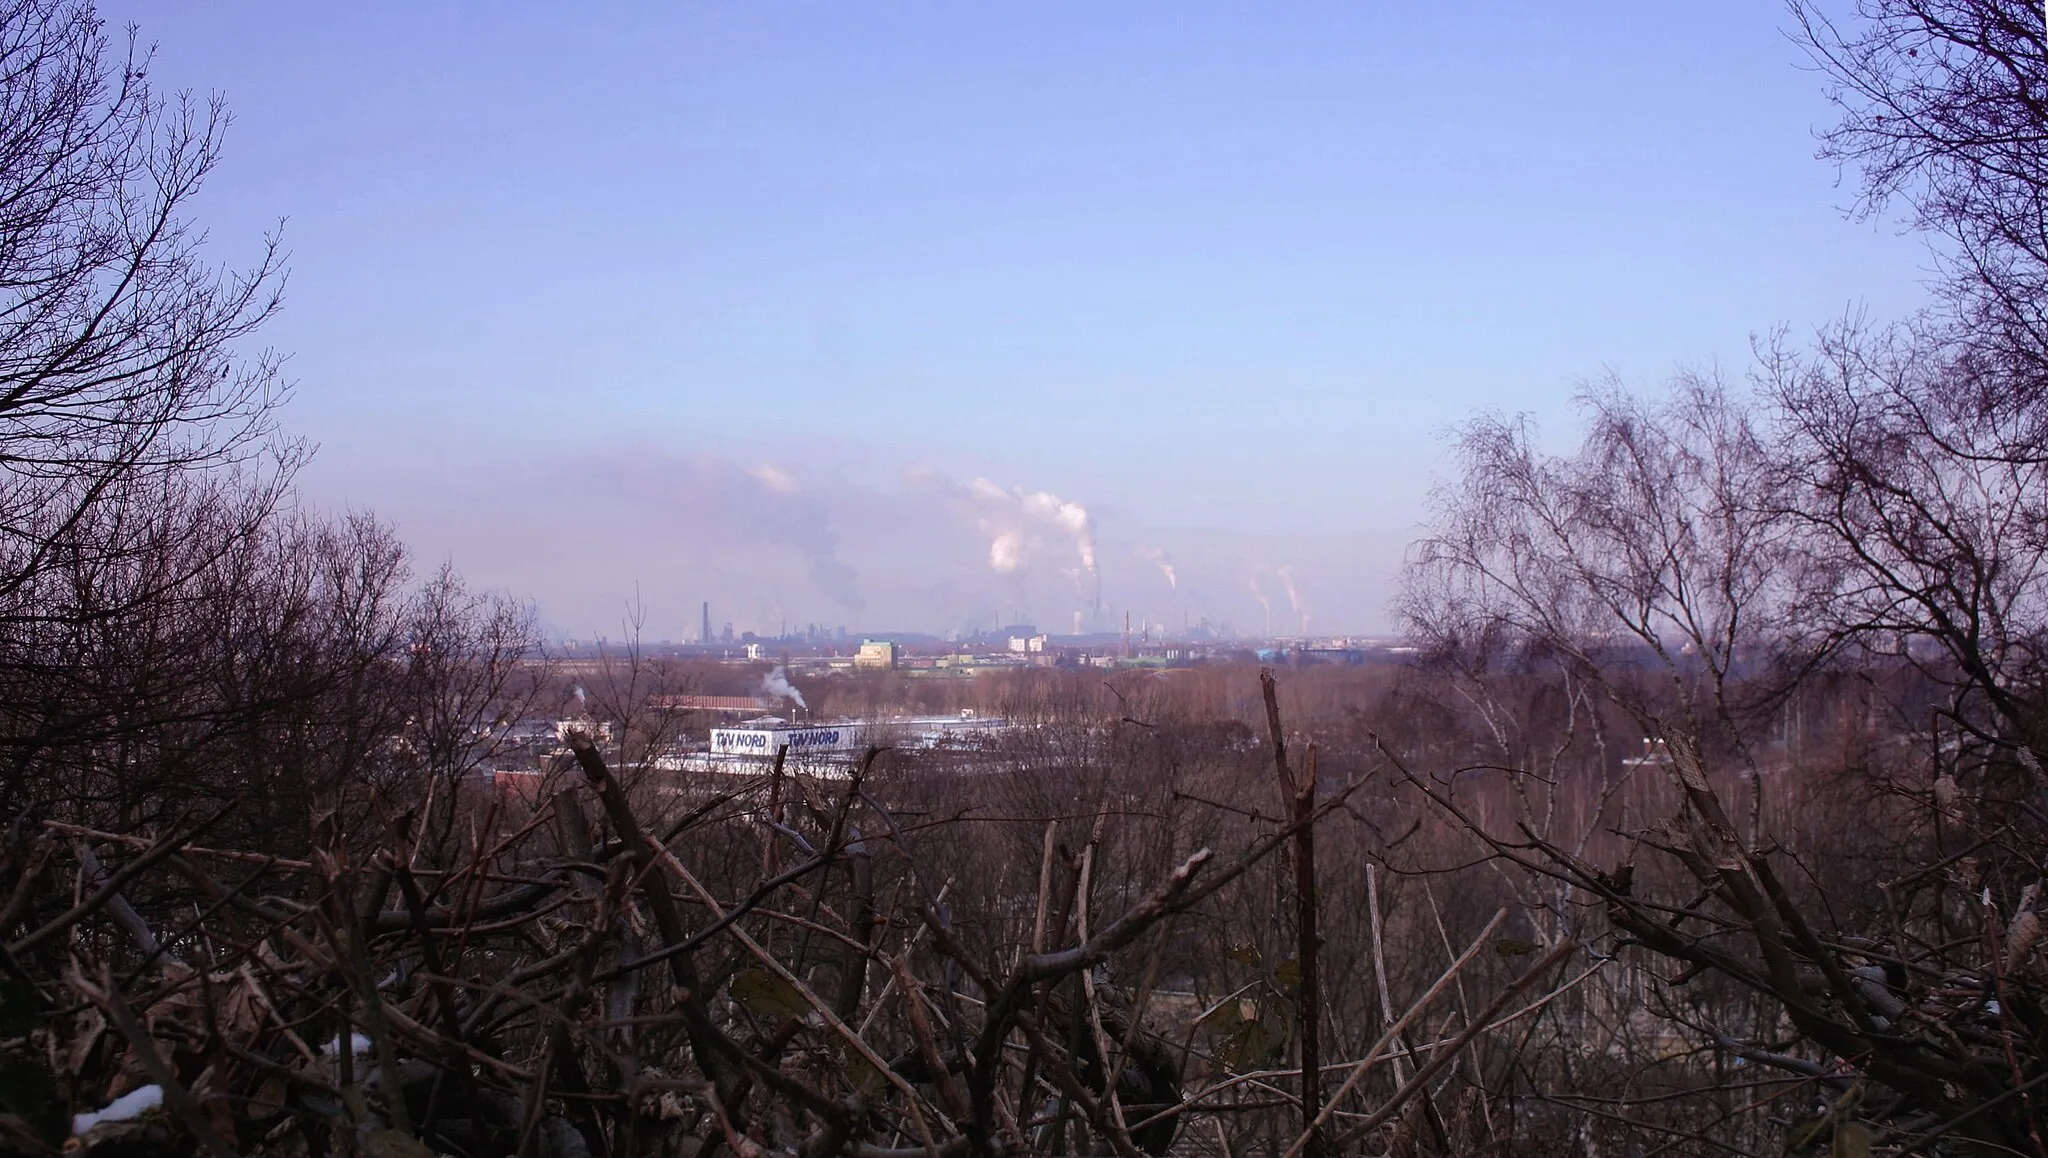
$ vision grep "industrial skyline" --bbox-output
[93,2,1935,638]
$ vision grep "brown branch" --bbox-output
[67,964,238,1158]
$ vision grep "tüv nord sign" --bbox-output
[708,727,856,755]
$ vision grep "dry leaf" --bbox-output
[727,969,808,1022]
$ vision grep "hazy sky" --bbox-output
[102,2,1934,639]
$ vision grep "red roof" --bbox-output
[649,695,761,712]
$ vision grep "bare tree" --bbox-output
[1403,373,1811,793]
[1766,318,2048,761]
[1794,0,2048,374]
[0,0,290,612]
[1405,367,2048,1152]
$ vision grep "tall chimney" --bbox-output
[701,601,712,645]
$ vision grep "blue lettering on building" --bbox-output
[713,727,854,754]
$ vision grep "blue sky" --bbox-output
[102,2,1934,638]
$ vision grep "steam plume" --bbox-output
[1275,566,1309,634]
[933,475,1102,606]
[759,666,807,711]
[1138,545,1178,592]
[740,464,864,613]
[1248,577,1272,636]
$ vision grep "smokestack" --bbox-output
[701,601,711,645]
[1123,610,1131,659]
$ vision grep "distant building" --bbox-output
[649,695,762,715]
[1008,633,1048,653]
[708,721,862,757]
[854,639,897,670]
[676,713,1012,774]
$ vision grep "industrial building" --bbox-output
[658,712,1011,777]
[853,640,898,670]
[648,695,764,715]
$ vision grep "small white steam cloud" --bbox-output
[1248,576,1272,635]
[759,666,807,711]
[748,464,800,494]
[570,684,588,710]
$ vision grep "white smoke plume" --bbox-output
[1275,566,1309,635]
[925,475,1102,606]
[759,666,808,711]
[570,684,588,710]
[1248,576,1272,636]
[735,464,864,612]
[748,464,799,493]
[1138,545,1178,592]
[989,529,1025,572]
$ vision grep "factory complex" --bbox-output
[488,622,1413,793]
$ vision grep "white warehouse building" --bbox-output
[664,713,1012,778]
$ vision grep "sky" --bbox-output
[99,1,1937,640]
